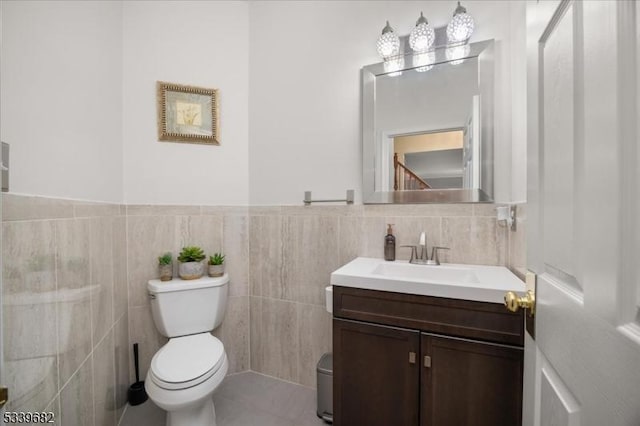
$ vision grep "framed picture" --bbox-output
[157,81,219,145]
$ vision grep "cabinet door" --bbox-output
[420,333,523,426]
[333,318,420,426]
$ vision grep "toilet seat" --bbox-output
[150,333,225,390]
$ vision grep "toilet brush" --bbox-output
[128,343,148,406]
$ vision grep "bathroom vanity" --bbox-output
[329,258,525,426]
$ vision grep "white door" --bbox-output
[523,1,640,425]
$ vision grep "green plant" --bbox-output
[208,253,225,265]
[178,246,206,263]
[158,252,172,265]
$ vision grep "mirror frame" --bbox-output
[362,39,495,204]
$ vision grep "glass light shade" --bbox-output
[384,56,405,77]
[376,22,400,59]
[446,3,475,43]
[409,14,435,52]
[413,51,435,72]
[446,43,471,65]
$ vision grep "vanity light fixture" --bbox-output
[376,4,476,70]
[376,21,400,59]
[409,12,435,53]
[446,1,475,43]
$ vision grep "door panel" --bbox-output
[540,363,580,426]
[420,334,523,426]
[527,1,640,425]
[542,1,578,284]
[537,274,640,425]
[333,318,419,426]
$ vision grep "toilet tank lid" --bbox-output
[148,274,229,293]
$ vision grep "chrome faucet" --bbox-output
[429,246,450,266]
[401,232,449,265]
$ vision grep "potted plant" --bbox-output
[158,252,173,281]
[208,253,225,277]
[177,246,206,280]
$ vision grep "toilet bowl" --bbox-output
[145,275,230,426]
[145,333,228,426]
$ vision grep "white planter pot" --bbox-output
[208,264,225,277]
[178,261,204,280]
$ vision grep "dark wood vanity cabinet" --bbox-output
[421,334,523,426]
[333,319,420,426]
[333,286,524,426]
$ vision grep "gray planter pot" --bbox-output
[179,261,204,280]
[208,264,225,277]
[159,263,173,281]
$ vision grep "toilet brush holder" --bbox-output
[128,343,148,406]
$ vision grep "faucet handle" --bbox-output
[400,245,418,263]
[430,246,450,265]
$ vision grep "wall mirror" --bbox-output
[362,39,495,204]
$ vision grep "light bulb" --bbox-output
[413,50,435,72]
[376,21,400,59]
[447,2,475,43]
[446,43,471,65]
[384,56,405,77]
[409,12,435,53]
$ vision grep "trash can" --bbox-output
[316,352,333,423]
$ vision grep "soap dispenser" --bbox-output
[384,224,396,261]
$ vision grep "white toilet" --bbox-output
[145,275,230,426]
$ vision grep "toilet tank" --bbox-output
[147,275,229,338]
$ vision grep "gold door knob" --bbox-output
[504,290,535,315]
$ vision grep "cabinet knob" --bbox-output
[504,290,535,315]
[409,352,416,364]
[424,355,431,368]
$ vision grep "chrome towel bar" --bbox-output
[303,190,354,205]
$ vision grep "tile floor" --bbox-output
[119,372,329,426]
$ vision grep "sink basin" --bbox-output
[329,257,525,307]
[372,262,479,285]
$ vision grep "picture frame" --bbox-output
[157,81,219,145]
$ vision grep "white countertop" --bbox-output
[329,257,525,305]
